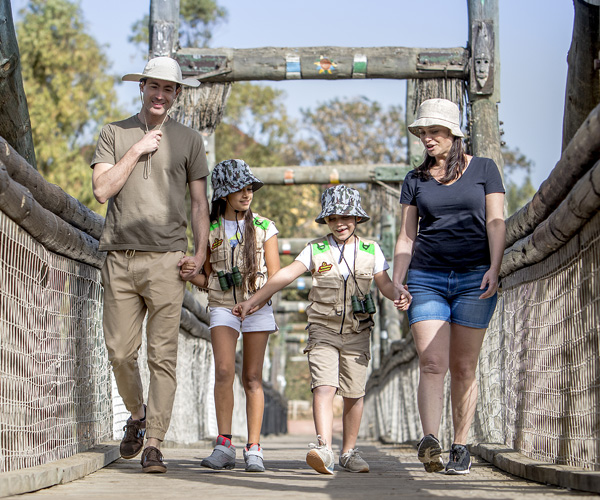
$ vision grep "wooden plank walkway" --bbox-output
[4,433,597,499]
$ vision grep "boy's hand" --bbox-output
[393,284,412,311]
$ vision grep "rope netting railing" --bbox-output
[0,211,112,472]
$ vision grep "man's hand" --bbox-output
[137,130,162,155]
[178,254,203,281]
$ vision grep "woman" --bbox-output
[393,99,505,475]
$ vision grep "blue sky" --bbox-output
[12,0,575,188]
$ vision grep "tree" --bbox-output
[129,0,228,53]
[502,145,536,215]
[17,0,124,212]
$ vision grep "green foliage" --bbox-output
[129,0,228,52]
[17,0,124,212]
[296,97,406,165]
[502,145,536,215]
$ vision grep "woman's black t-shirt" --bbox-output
[400,157,505,271]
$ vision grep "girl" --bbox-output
[187,159,280,473]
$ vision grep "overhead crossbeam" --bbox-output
[175,46,468,82]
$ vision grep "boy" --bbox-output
[233,185,409,474]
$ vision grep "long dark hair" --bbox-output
[210,197,258,294]
[415,135,467,183]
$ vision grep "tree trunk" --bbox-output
[0,136,104,240]
[467,0,504,179]
[561,0,600,151]
[0,0,36,169]
[175,46,468,82]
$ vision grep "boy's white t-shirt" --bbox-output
[223,218,278,248]
[295,234,389,279]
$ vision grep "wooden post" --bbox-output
[149,0,179,58]
[0,0,36,170]
[562,0,600,151]
[467,0,504,178]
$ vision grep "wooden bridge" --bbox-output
[1,0,600,498]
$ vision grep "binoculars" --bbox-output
[351,293,376,314]
[217,266,242,291]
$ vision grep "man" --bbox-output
[91,57,209,473]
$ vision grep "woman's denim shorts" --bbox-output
[406,266,498,329]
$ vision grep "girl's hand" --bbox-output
[393,284,412,311]
[233,301,256,320]
[479,269,499,299]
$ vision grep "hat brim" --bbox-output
[122,73,200,88]
[408,117,464,138]
[211,179,264,202]
[315,207,370,225]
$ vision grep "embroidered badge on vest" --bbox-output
[317,261,333,273]
[211,238,223,250]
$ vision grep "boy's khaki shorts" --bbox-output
[303,323,371,398]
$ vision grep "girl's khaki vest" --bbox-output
[207,214,273,308]
[306,235,377,334]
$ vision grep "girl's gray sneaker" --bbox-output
[243,443,265,472]
[339,448,369,473]
[201,435,236,470]
[306,435,335,475]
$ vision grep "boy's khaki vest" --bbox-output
[207,214,273,308]
[306,235,377,334]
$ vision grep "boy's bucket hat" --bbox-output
[122,56,200,87]
[211,159,264,202]
[315,185,370,224]
[408,98,464,138]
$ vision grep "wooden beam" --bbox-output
[505,102,600,248]
[0,160,104,269]
[175,46,468,82]
[561,0,600,151]
[0,136,104,240]
[0,0,36,169]
[252,164,410,185]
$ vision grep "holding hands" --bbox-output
[394,284,412,311]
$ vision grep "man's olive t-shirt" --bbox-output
[91,115,209,253]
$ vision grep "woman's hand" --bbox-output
[479,269,499,299]
[394,284,412,311]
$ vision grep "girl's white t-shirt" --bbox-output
[223,218,278,248]
[295,234,389,279]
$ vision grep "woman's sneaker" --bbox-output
[445,444,471,475]
[201,435,236,470]
[339,448,369,473]
[243,443,265,472]
[306,435,335,475]
[417,434,444,473]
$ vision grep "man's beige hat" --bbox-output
[122,56,200,87]
[408,98,464,138]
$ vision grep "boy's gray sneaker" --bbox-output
[339,448,369,473]
[243,443,265,472]
[445,444,471,475]
[201,435,236,470]
[306,435,335,475]
[417,434,444,473]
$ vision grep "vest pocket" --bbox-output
[309,276,341,316]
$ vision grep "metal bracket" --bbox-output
[374,166,412,182]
